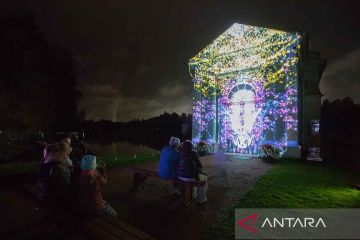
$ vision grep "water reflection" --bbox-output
[85,141,158,157]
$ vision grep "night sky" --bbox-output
[3,0,360,121]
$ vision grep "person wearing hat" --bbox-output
[158,137,182,195]
[78,155,117,217]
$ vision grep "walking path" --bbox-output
[104,153,272,240]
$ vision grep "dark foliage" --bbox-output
[81,112,192,150]
[0,14,81,133]
[321,97,360,168]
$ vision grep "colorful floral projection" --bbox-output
[190,23,301,155]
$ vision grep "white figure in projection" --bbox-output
[229,84,260,149]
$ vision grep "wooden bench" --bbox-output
[126,166,205,207]
[83,216,155,240]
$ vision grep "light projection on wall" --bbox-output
[190,23,301,155]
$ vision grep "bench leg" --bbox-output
[131,172,149,192]
[183,184,193,207]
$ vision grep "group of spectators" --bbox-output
[36,134,207,219]
[158,137,208,203]
[36,133,117,218]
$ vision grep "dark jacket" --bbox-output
[37,161,71,205]
[158,145,180,179]
[177,150,203,179]
[70,140,88,174]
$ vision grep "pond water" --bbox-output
[85,141,159,157]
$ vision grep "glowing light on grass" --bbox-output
[190,23,301,154]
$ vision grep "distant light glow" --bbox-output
[190,23,300,155]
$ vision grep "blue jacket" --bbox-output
[158,145,180,179]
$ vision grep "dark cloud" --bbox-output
[81,80,192,121]
[321,47,360,103]
[3,0,360,120]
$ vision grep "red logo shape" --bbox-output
[237,213,258,233]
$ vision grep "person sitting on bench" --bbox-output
[177,140,208,203]
[158,136,181,195]
[37,142,72,207]
[78,155,117,217]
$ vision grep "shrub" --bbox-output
[258,144,280,162]
[194,141,212,155]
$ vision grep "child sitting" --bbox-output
[78,155,117,217]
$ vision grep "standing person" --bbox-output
[70,133,88,174]
[56,134,74,171]
[177,140,208,203]
[78,155,117,218]
[158,137,181,195]
[37,142,72,207]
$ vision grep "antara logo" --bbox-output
[261,217,327,228]
[237,213,259,233]
[237,214,326,233]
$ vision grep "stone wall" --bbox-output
[298,35,327,159]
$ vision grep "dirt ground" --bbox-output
[0,153,272,240]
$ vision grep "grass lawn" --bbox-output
[205,158,360,240]
[98,152,160,168]
[0,152,160,179]
[0,161,39,178]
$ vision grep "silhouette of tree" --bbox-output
[81,112,193,149]
[0,14,81,133]
[321,97,360,169]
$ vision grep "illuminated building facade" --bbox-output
[190,23,326,157]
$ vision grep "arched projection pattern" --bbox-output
[228,84,258,149]
[190,23,300,155]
